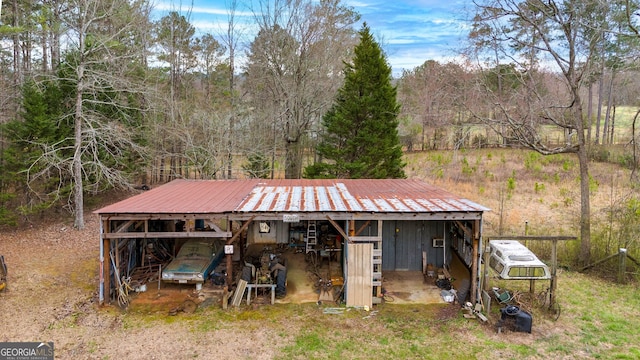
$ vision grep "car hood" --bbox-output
[163,256,212,274]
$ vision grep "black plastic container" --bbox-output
[499,305,532,333]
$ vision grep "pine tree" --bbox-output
[1,79,70,222]
[304,23,405,179]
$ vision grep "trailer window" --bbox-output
[507,266,547,278]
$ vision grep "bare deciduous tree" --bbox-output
[218,0,244,179]
[399,60,477,150]
[54,0,152,228]
[244,0,359,179]
[469,0,614,264]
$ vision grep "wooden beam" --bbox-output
[113,219,135,233]
[103,214,230,221]
[580,252,619,271]
[455,220,472,238]
[102,231,232,239]
[225,215,256,245]
[325,216,350,242]
[231,279,247,307]
[488,236,577,241]
[350,235,383,242]
[205,222,227,234]
[627,254,640,267]
[355,220,371,236]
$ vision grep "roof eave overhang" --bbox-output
[97,211,485,222]
[228,211,484,222]
[96,213,230,221]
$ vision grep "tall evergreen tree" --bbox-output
[1,79,71,222]
[304,23,405,179]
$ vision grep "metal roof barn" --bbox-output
[94,178,488,217]
[95,179,489,309]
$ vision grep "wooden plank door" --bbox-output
[346,242,373,308]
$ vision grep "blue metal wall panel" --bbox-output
[382,220,450,271]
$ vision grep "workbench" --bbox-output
[319,248,341,262]
[245,283,277,305]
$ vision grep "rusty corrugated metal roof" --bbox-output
[94,178,489,215]
[94,179,261,214]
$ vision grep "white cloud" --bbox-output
[151,0,468,75]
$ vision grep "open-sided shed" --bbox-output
[95,178,489,308]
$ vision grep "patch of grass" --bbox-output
[70,258,98,291]
[104,271,640,360]
[287,331,325,354]
[524,151,544,172]
[589,174,599,194]
[506,172,516,199]
[429,152,452,166]
[87,340,98,354]
[461,157,476,176]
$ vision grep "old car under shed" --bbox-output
[94,178,489,309]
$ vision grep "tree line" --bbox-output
[1,0,640,264]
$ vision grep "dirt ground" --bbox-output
[0,209,459,359]
[0,215,292,359]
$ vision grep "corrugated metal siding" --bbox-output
[95,178,489,215]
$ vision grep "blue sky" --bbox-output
[154,0,470,76]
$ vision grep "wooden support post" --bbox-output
[483,241,491,294]
[226,254,233,288]
[349,219,355,237]
[225,216,256,287]
[115,238,120,283]
[226,219,233,288]
[549,239,558,308]
[102,218,111,305]
[222,286,230,310]
[470,220,479,304]
[618,248,628,284]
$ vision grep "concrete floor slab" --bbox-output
[277,249,448,305]
[128,247,456,309]
[381,271,446,304]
